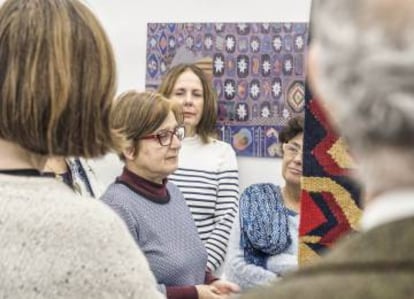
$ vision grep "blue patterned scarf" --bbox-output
[240,183,292,267]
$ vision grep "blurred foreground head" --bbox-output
[309,0,414,195]
[0,0,117,158]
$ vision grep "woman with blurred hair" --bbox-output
[158,64,239,274]
[225,116,303,290]
[0,0,161,298]
[102,91,239,299]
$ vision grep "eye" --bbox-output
[157,130,169,140]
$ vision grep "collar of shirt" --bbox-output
[360,188,414,231]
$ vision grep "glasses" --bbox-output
[282,143,303,157]
[140,126,185,146]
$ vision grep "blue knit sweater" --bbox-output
[101,181,208,295]
[224,183,299,290]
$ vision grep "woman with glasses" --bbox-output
[224,115,304,290]
[101,91,239,299]
[158,64,239,274]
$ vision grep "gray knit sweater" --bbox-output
[0,174,163,299]
[101,181,208,294]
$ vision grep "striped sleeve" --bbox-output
[204,146,239,271]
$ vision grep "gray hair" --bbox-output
[311,0,414,192]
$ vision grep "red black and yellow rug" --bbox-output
[299,85,363,265]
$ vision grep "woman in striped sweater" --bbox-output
[158,64,240,274]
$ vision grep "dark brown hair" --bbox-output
[157,63,217,144]
[0,0,117,157]
[279,115,305,145]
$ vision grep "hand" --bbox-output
[210,280,240,295]
[196,284,230,299]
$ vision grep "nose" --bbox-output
[293,151,303,164]
[183,93,193,106]
[170,133,182,150]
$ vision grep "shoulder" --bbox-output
[242,183,280,196]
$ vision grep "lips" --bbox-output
[288,168,302,175]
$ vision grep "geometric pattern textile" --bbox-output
[299,84,363,265]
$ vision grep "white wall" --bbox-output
[87,0,312,190]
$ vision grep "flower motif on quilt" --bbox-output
[168,37,176,51]
[249,79,261,100]
[272,78,282,99]
[185,36,194,49]
[272,36,283,52]
[204,34,213,50]
[215,23,225,33]
[261,54,271,77]
[261,23,271,33]
[224,79,236,100]
[160,59,167,75]
[237,55,249,78]
[261,102,271,118]
[294,34,305,51]
[236,23,250,35]
[236,103,249,121]
[213,53,225,77]
[225,35,236,53]
[149,37,157,49]
[283,23,292,33]
[250,36,261,53]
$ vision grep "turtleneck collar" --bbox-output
[116,167,170,204]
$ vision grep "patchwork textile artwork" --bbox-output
[299,85,363,265]
[145,23,308,157]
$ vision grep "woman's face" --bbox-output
[128,111,181,183]
[169,69,204,136]
[281,132,304,187]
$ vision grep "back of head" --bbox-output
[158,63,217,143]
[111,90,182,159]
[312,0,414,150]
[0,0,117,158]
[311,0,414,191]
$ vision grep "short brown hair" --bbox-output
[157,64,217,144]
[0,0,116,157]
[111,91,183,160]
[279,115,305,145]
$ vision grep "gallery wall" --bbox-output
[85,0,312,190]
